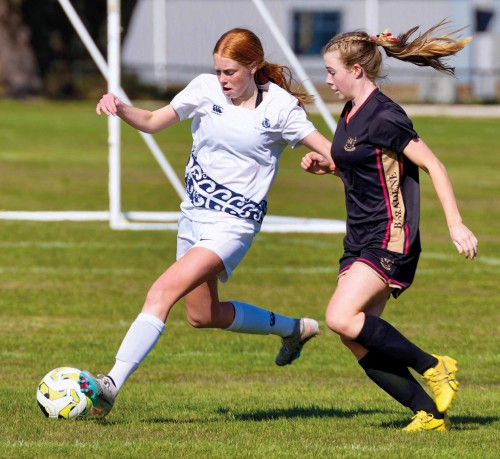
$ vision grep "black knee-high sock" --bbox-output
[359,351,442,417]
[355,314,438,374]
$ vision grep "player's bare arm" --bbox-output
[404,138,478,260]
[299,131,337,175]
[96,93,180,134]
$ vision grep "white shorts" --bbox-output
[176,212,259,282]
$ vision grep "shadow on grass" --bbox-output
[100,406,389,425]
[139,406,391,424]
[224,406,384,421]
[93,408,499,430]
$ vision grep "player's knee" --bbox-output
[186,309,221,328]
[185,301,217,328]
[325,311,341,333]
[325,311,354,337]
[186,313,208,328]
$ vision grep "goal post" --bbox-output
[0,0,345,234]
[59,0,186,231]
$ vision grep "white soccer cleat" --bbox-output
[275,318,320,366]
[79,371,117,418]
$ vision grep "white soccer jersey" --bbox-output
[170,74,316,224]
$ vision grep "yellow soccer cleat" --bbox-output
[422,355,459,413]
[402,411,451,432]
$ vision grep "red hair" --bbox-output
[213,28,313,108]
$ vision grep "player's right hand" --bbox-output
[96,93,121,116]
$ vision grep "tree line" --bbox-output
[0,0,137,98]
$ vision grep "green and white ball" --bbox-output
[37,367,92,420]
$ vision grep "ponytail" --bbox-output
[256,62,314,109]
[375,20,472,76]
[324,19,472,80]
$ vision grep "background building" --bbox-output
[122,0,500,103]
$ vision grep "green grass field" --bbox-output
[0,99,499,458]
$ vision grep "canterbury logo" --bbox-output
[380,257,394,271]
[212,104,223,115]
[344,136,357,152]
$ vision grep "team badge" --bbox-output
[380,257,394,271]
[344,136,357,152]
[262,118,271,128]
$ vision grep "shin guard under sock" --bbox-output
[225,301,296,337]
[110,312,165,390]
[359,351,441,417]
[355,314,438,374]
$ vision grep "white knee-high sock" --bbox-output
[108,312,165,391]
[225,300,297,337]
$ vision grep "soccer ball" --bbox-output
[37,367,92,420]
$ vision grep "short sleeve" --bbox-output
[281,102,316,148]
[369,103,418,153]
[170,74,208,120]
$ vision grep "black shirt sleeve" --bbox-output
[368,103,418,153]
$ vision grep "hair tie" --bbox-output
[371,29,398,44]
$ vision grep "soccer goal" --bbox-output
[0,0,345,234]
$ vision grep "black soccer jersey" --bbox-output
[332,89,421,255]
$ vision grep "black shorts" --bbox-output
[338,247,420,298]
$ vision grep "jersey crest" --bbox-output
[344,136,357,152]
[380,257,394,271]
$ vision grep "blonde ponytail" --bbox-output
[323,19,472,80]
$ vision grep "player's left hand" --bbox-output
[301,152,336,175]
[450,223,478,260]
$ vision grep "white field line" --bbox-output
[0,242,498,275]
[0,266,139,275]
[1,264,496,275]
[0,241,162,250]
[421,252,500,266]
